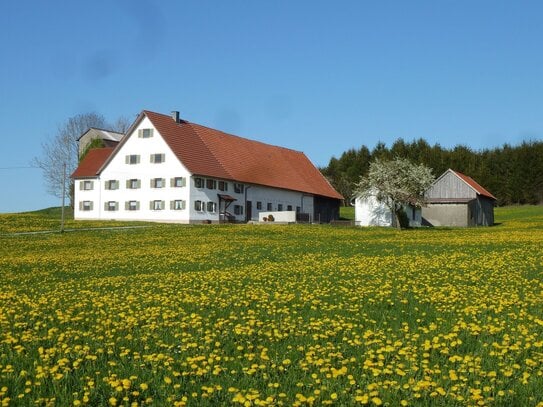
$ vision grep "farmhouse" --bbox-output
[77,128,124,158]
[422,169,496,227]
[72,110,342,223]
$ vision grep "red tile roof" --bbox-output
[452,169,496,200]
[71,147,114,178]
[144,110,343,199]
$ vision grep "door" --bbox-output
[246,200,252,222]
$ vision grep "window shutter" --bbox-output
[104,202,108,211]
[136,201,140,210]
[170,200,174,210]
[149,129,154,137]
[181,200,186,210]
[181,177,186,187]
[89,202,94,210]
[170,178,175,187]
[136,155,140,164]
[114,202,118,211]
[150,179,154,188]
[79,202,83,210]
[150,154,155,163]
[114,180,119,190]
[161,200,165,209]
[125,155,129,164]
[126,180,130,189]
[125,201,129,210]
[137,180,141,189]
[150,201,153,210]
[161,154,165,162]
[138,129,143,138]
[161,178,165,186]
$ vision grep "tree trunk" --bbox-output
[393,209,402,230]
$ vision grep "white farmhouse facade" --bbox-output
[73,110,342,223]
[353,194,422,227]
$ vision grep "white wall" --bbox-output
[354,196,421,227]
[74,178,101,219]
[259,211,296,222]
[246,186,313,221]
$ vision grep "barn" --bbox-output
[422,169,496,227]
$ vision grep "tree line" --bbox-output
[321,139,543,206]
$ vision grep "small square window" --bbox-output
[287,205,293,211]
[207,202,217,212]
[127,179,140,189]
[256,201,262,210]
[194,177,204,188]
[267,203,272,211]
[234,183,244,194]
[234,205,244,215]
[152,200,164,210]
[151,178,165,188]
[81,201,93,211]
[150,153,165,163]
[206,179,217,190]
[127,201,139,211]
[138,128,153,138]
[105,180,118,190]
[194,200,203,211]
[172,200,186,210]
[126,154,140,164]
[105,201,118,211]
[296,206,301,213]
[278,204,283,211]
[218,181,228,191]
[82,180,93,190]
[172,177,186,187]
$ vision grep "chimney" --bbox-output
[171,111,180,123]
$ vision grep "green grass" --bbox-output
[0,206,542,406]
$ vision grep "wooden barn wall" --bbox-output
[426,172,477,199]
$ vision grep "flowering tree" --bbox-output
[355,158,435,229]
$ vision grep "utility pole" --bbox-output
[61,162,66,233]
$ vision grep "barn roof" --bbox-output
[450,169,496,200]
[71,147,115,178]
[77,128,124,142]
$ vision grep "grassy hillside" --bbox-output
[0,206,542,406]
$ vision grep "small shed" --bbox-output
[353,194,422,227]
[422,169,496,227]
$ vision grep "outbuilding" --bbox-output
[422,169,496,227]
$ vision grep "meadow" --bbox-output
[0,206,542,406]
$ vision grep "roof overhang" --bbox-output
[218,194,236,201]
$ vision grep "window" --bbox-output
[125,154,140,164]
[138,128,154,138]
[105,201,118,211]
[206,179,217,190]
[171,200,186,210]
[296,206,301,213]
[81,180,94,190]
[218,181,228,191]
[287,205,293,211]
[80,201,93,211]
[150,153,165,163]
[126,179,141,189]
[151,178,165,188]
[267,203,272,211]
[126,201,139,211]
[194,200,203,211]
[256,201,262,210]
[150,200,165,210]
[105,180,119,190]
[194,177,204,188]
[278,204,283,211]
[171,177,186,188]
[207,202,217,213]
[234,183,244,193]
[234,205,244,215]
[412,207,416,220]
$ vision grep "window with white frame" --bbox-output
[151,178,165,188]
[126,201,139,211]
[206,179,217,190]
[171,177,186,187]
[150,153,165,163]
[194,200,203,211]
[151,200,165,210]
[126,179,141,189]
[234,205,243,215]
[218,181,228,191]
[80,201,93,211]
[171,200,186,210]
[207,201,217,213]
[125,154,140,164]
[105,180,119,190]
[81,180,94,190]
[105,201,118,211]
[194,177,204,188]
[234,183,244,193]
[138,128,154,138]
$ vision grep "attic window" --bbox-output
[194,178,204,188]
[138,128,154,138]
[206,179,217,190]
[126,154,140,164]
[218,181,228,191]
[150,153,165,163]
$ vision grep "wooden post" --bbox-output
[61,162,66,233]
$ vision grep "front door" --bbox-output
[246,200,252,222]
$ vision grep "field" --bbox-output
[0,206,542,406]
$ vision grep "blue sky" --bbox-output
[1,1,542,213]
